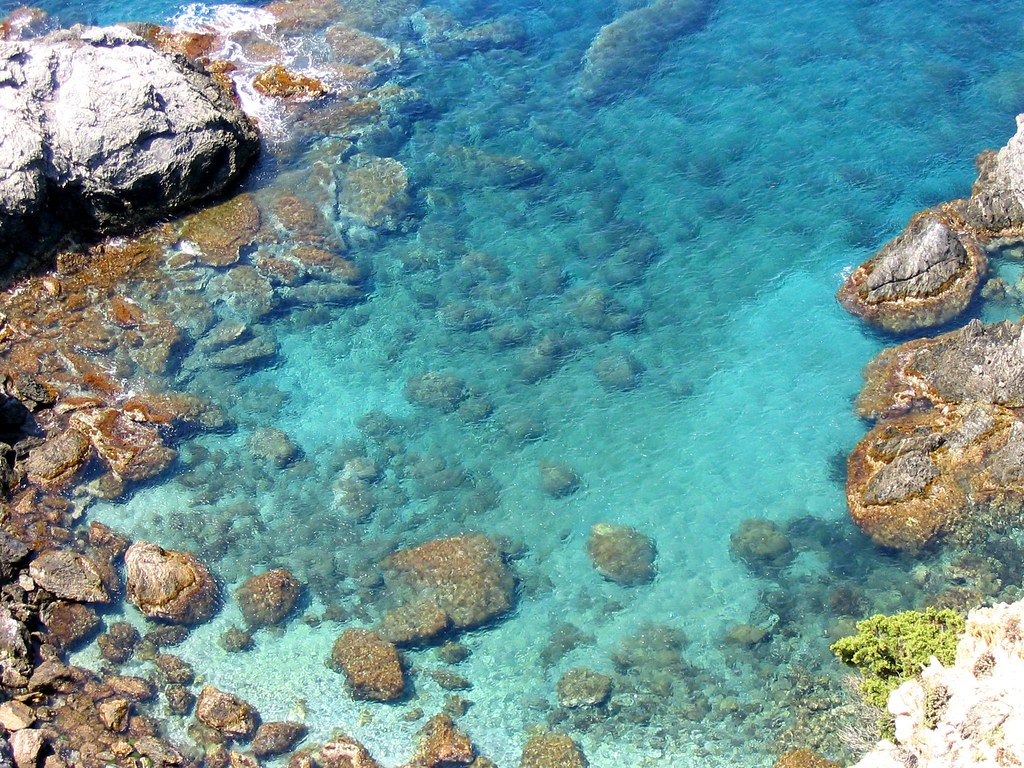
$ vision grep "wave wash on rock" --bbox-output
[577,0,711,102]
[0,25,259,264]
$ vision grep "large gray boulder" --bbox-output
[0,25,259,261]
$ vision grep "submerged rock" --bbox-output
[336,154,411,232]
[556,667,611,708]
[235,569,302,628]
[578,0,711,102]
[383,534,516,634]
[319,736,382,768]
[729,518,794,572]
[331,628,406,701]
[196,685,258,740]
[0,25,258,260]
[836,209,986,334]
[124,542,218,625]
[587,523,656,585]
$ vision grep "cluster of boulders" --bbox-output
[837,113,1024,551]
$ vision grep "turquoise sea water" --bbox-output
[9,0,1024,764]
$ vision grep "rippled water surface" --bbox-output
[9,0,1024,763]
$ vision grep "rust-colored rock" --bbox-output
[235,569,301,628]
[252,721,307,758]
[518,732,587,768]
[408,714,475,767]
[254,65,331,100]
[39,600,100,649]
[24,429,92,489]
[70,408,177,482]
[383,534,515,631]
[837,207,986,334]
[124,542,218,624]
[196,685,257,740]
[331,628,405,701]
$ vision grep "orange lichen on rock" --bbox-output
[382,534,515,633]
[836,206,986,334]
[253,65,331,100]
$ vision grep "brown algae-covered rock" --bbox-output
[586,523,656,585]
[729,518,794,572]
[519,731,587,768]
[383,534,516,631]
[410,714,475,767]
[331,628,406,701]
[196,685,258,740]
[836,208,986,334]
[180,192,262,268]
[377,598,450,646]
[556,667,611,708]
[124,542,218,624]
[251,721,307,758]
[235,568,301,628]
[578,0,711,102]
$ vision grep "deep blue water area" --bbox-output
[9,0,1024,763]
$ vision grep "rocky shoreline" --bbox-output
[2,0,1024,766]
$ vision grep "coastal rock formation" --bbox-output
[0,25,259,261]
[852,599,1024,768]
[836,208,986,334]
[382,534,516,635]
[124,542,219,624]
[838,114,1024,332]
[331,628,406,701]
[846,319,1024,550]
[578,0,711,102]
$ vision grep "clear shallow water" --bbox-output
[9,0,1024,763]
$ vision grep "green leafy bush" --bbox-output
[831,608,965,708]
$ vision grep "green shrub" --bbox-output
[830,608,965,709]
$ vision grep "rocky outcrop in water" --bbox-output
[838,113,1024,332]
[852,599,1024,768]
[0,25,259,262]
[578,0,711,102]
[846,318,1024,550]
